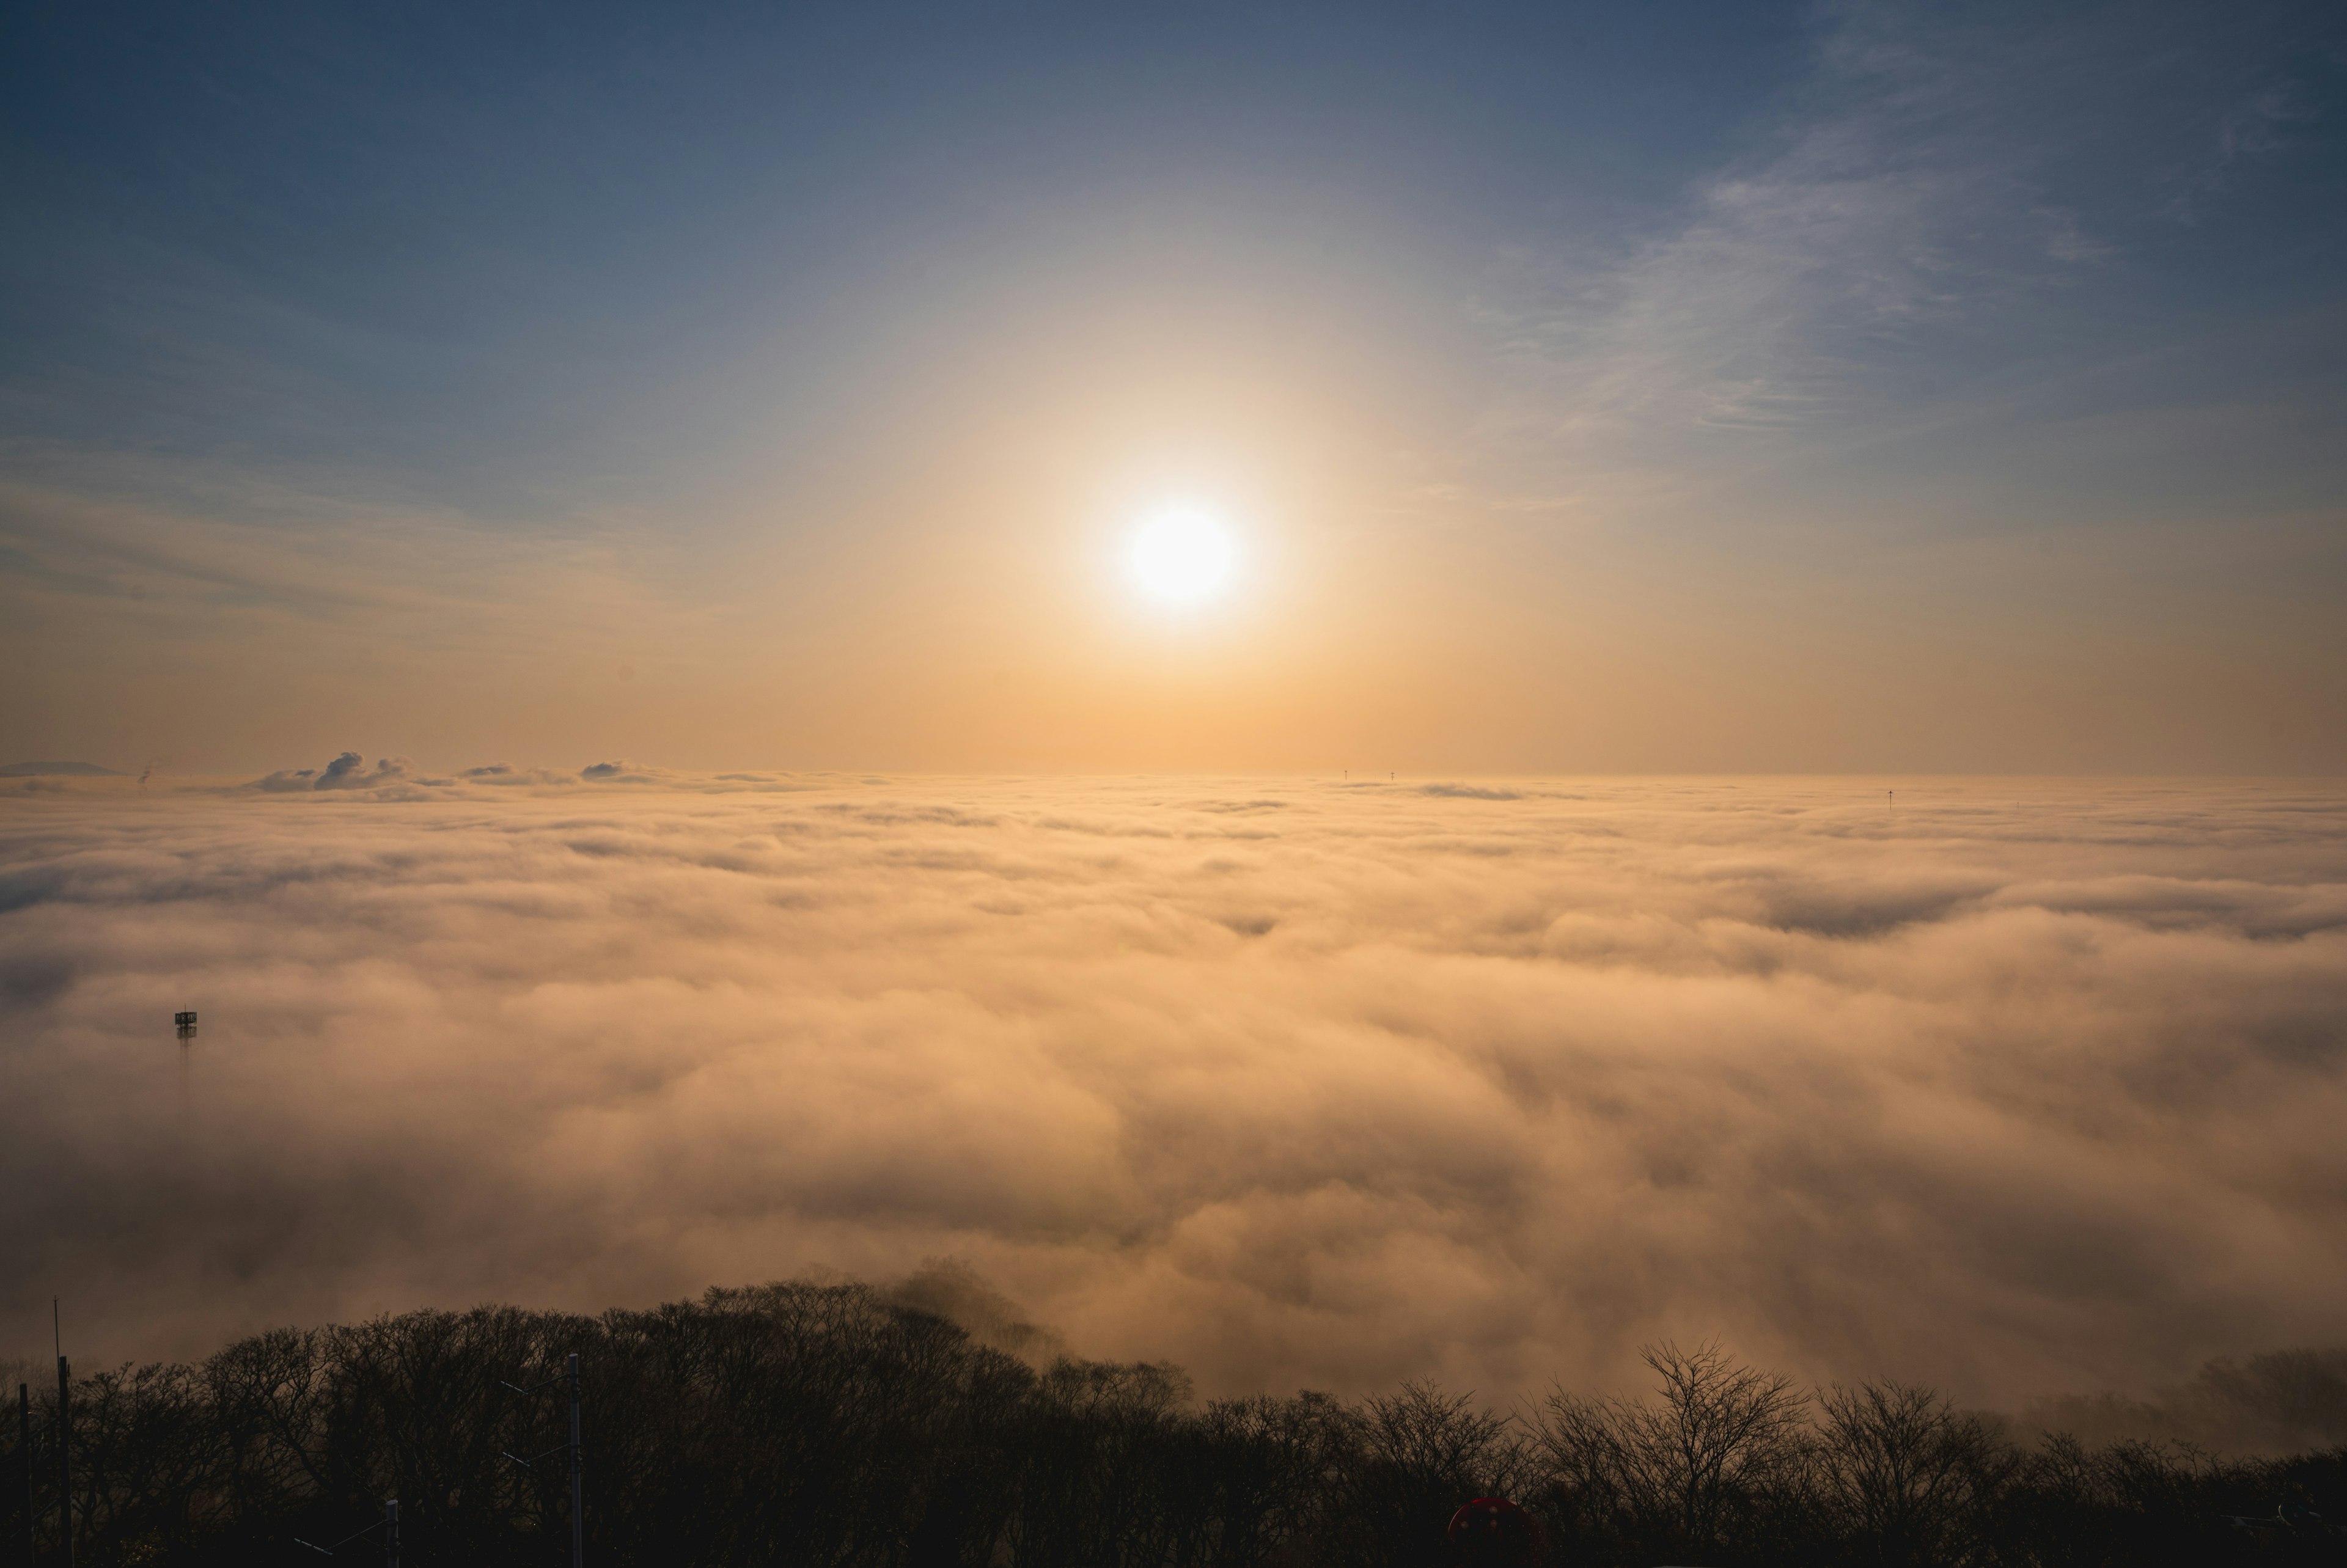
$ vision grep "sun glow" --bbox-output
[1126,507,1238,607]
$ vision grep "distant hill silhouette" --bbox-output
[0,760,124,776]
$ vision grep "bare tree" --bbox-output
[1323,1380,1528,1568]
[1815,1382,2014,1568]
[1531,1341,1809,1558]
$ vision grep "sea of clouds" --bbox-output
[2,766,2343,1410]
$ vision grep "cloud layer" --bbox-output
[3,772,2344,1407]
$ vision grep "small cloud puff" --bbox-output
[1420,783,1521,800]
[244,756,688,796]
[580,760,664,783]
[463,763,575,787]
[253,752,414,793]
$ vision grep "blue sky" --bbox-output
[3,0,2343,772]
[2,3,1796,493]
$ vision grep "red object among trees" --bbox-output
[1449,1496,1542,1566]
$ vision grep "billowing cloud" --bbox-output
[1,775,2342,1410]
[255,751,418,793]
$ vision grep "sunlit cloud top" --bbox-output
[6,773,2345,1398]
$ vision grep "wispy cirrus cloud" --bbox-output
[1468,0,2341,505]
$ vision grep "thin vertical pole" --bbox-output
[54,1357,71,1568]
[567,1353,583,1568]
[18,1384,32,1568]
[384,1498,399,1568]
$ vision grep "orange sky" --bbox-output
[4,3,2344,777]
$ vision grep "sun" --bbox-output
[1126,506,1237,607]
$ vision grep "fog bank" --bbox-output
[3,772,2343,1407]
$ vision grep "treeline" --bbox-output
[2,1281,2343,1567]
[2024,1351,2347,1457]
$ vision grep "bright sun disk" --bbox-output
[1126,508,1236,607]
